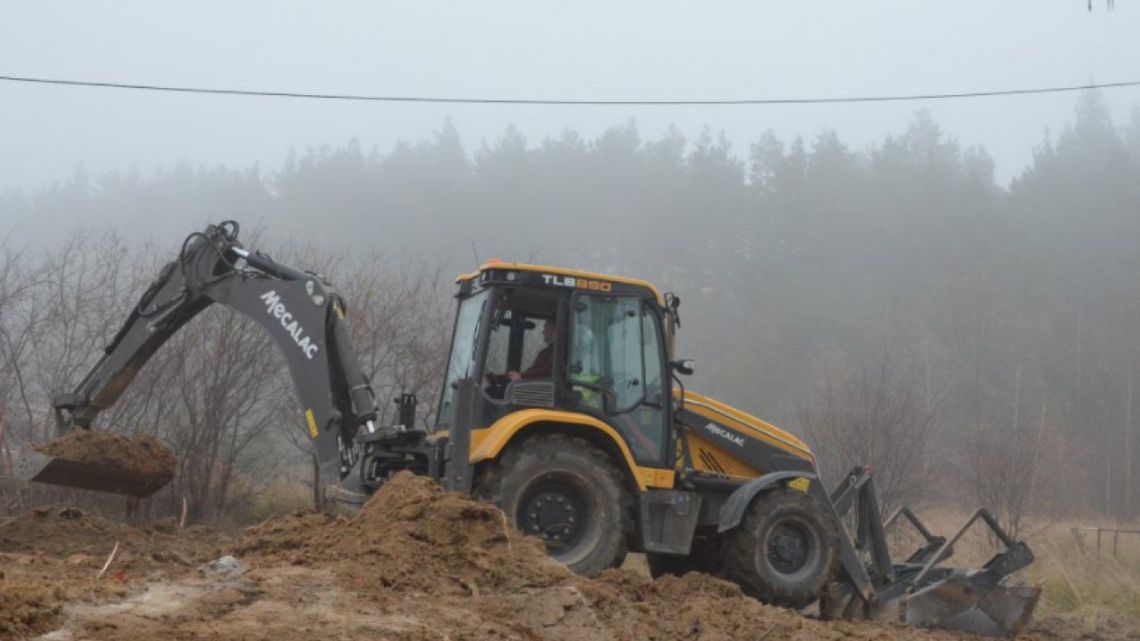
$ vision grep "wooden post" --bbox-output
[0,415,10,477]
[1106,457,1112,520]
[1126,370,1134,521]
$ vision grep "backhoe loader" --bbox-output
[19,222,1040,636]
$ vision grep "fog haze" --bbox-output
[3,0,1140,537]
[2,0,1138,196]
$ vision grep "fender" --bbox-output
[468,408,675,490]
[717,470,819,533]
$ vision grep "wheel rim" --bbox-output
[516,472,592,558]
[762,516,821,579]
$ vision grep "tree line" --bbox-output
[2,90,1138,528]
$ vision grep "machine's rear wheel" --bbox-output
[477,433,631,576]
[722,487,838,608]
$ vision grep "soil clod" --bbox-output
[34,430,178,478]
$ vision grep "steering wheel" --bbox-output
[484,373,509,399]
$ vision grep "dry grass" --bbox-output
[884,509,1140,619]
[227,477,315,528]
[1028,524,1140,617]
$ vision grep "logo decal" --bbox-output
[260,290,319,360]
[542,274,613,292]
[703,422,745,448]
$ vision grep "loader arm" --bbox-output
[44,221,379,499]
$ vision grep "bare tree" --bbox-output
[966,404,1060,539]
[151,309,280,521]
[0,233,147,513]
[340,257,450,429]
[19,234,139,443]
[799,345,939,516]
[0,241,39,478]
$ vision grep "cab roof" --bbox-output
[456,261,665,305]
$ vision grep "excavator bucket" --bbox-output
[824,468,1041,637]
[15,450,173,498]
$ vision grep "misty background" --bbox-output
[3,1,1139,193]
[2,2,1140,526]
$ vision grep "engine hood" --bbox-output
[675,389,815,464]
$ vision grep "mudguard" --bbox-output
[717,470,818,533]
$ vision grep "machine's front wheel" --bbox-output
[477,433,631,577]
[722,487,838,608]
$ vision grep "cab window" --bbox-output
[568,294,643,411]
[437,288,489,427]
[568,294,668,465]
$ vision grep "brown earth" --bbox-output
[0,506,225,639]
[34,431,178,478]
[2,472,1136,641]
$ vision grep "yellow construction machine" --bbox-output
[21,222,1040,636]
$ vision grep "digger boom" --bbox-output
[25,221,380,499]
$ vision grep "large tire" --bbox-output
[647,534,723,578]
[477,433,631,577]
[722,487,838,609]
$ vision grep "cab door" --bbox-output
[567,293,670,467]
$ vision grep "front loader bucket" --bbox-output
[15,450,173,498]
[824,467,1041,637]
[903,578,1041,637]
[878,569,1042,637]
[896,512,1039,636]
[875,514,1040,637]
[827,568,1041,637]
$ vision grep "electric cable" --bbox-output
[2,74,1138,106]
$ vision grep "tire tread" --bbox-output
[476,432,632,576]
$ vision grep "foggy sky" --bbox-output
[2,0,1139,194]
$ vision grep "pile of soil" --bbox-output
[35,431,177,478]
[235,472,967,641]
[0,576,63,639]
[0,506,222,566]
[6,472,1083,640]
[0,507,225,639]
[239,470,566,596]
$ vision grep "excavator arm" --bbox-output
[22,221,379,499]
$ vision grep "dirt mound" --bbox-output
[234,472,970,641]
[0,506,224,570]
[240,470,566,596]
[0,508,226,640]
[35,430,177,478]
[5,472,1040,640]
[0,578,63,639]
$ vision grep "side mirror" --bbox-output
[671,359,695,376]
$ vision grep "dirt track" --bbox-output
[1,473,1134,641]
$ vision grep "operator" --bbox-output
[507,316,556,381]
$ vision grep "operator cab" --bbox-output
[437,263,674,467]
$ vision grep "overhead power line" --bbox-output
[1,74,1139,106]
